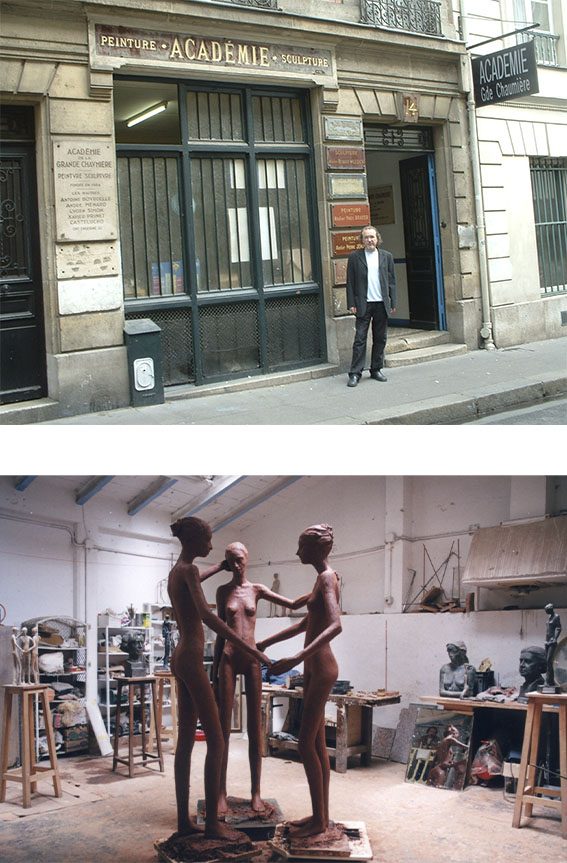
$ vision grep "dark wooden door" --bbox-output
[399,154,439,328]
[0,118,46,404]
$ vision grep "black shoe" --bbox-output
[347,374,360,387]
[370,370,387,382]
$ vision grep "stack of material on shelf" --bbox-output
[409,587,465,613]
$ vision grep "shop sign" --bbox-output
[331,203,370,228]
[326,147,366,170]
[92,24,334,78]
[324,117,363,142]
[328,174,367,199]
[53,141,116,241]
[472,40,539,107]
[332,231,361,256]
[333,259,348,285]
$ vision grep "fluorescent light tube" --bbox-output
[126,101,168,128]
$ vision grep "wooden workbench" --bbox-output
[261,686,400,773]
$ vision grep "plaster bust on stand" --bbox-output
[439,641,477,699]
[518,645,546,703]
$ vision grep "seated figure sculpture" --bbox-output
[439,641,477,699]
[518,645,546,702]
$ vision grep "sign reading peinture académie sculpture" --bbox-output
[91,23,334,79]
[472,40,539,108]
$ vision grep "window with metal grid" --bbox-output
[265,294,321,368]
[126,307,194,386]
[115,79,324,384]
[117,155,184,299]
[199,301,260,376]
[530,157,567,295]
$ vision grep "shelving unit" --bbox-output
[21,616,88,760]
[97,619,150,736]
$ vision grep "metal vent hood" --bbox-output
[462,514,567,588]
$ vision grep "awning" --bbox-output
[462,514,567,588]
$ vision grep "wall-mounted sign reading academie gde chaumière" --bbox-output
[472,40,539,108]
[91,24,334,78]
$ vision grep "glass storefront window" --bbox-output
[187,91,244,142]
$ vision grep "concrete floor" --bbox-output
[0,738,563,862]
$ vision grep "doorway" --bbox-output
[364,125,445,330]
[0,106,47,404]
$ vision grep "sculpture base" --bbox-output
[197,797,283,839]
[538,684,561,694]
[269,821,372,861]
[155,832,260,863]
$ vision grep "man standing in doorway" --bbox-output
[346,225,396,387]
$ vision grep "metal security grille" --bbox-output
[117,155,184,299]
[530,157,567,294]
[126,307,194,386]
[360,0,443,37]
[364,125,434,152]
[0,159,29,279]
[265,294,321,368]
[199,302,260,377]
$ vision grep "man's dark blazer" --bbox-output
[346,248,397,317]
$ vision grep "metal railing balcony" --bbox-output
[216,0,279,8]
[518,31,560,67]
[360,0,443,38]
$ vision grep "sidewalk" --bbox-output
[43,336,567,425]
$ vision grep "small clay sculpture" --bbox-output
[544,603,562,689]
[257,524,342,841]
[11,627,22,684]
[31,625,40,684]
[162,615,173,668]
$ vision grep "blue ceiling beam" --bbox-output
[75,476,115,506]
[128,476,178,516]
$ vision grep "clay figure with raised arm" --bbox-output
[167,517,271,841]
[213,542,310,818]
[257,524,342,841]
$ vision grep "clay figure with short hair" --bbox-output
[167,516,271,841]
[518,645,546,701]
[257,524,342,841]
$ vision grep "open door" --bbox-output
[0,108,46,404]
[399,154,445,329]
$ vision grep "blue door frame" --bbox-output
[427,152,446,330]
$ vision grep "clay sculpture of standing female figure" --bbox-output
[214,542,309,817]
[167,517,271,840]
[257,524,342,840]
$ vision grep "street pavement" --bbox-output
[42,335,567,425]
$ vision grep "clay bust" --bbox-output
[121,630,145,661]
[257,524,342,841]
[213,542,309,817]
[167,516,270,841]
[518,645,546,701]
[544,603,562,688]
[439,641,477,699]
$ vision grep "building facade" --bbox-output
[1,1,562,419]
[455,0,567,346]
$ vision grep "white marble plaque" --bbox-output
[328,173,367,199]
[324,116,363,142]
[54,141,117,241]
[56,242,120,280]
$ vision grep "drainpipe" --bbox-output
[459,1,496,350]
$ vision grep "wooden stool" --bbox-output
[0,684,62,808]
[112,676,164,777]
[512,691,567,839]
[151,670,178,752]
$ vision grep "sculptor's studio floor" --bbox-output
[0,737,563,863]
